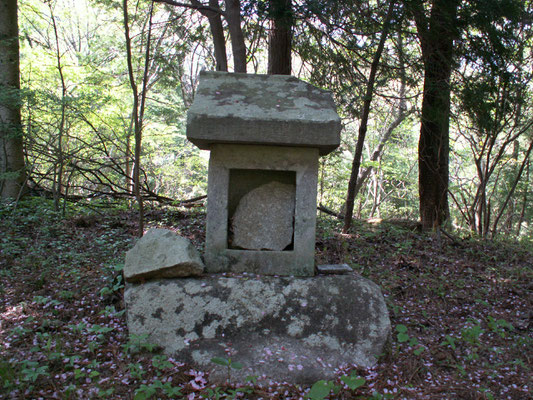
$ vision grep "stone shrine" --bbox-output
[124,71,391,384]
[187,71,342,276]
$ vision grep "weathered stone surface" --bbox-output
[204,145,318,276]
[124,228,205,282]
[124,273,391,383]
[231,181,295,251]
[186,71,341,155]
[317,263,353,274]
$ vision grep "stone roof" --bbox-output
[186,71,341,155]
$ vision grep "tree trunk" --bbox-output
[491,138,533,236]
[415,0,459,229]
[125,114,134,194]
[192,0,228,71]
[224,0,246,72]
[342,0,395,233]
[49,2,68,213]
[0,0,26,200]
[208,0,228,71]
[267,0,292,75]
[350,31,409,206]
[123,0,146,237]
[515,158,529,237]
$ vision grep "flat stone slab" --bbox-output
[186,71,341,155]
[231,181,295,250]
[124,228,205,282]
[124,273,390,383]
[317,263,354,274]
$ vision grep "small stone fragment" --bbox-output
[124,228,204,282]
[316,264,353,274]
[231,181,295,251]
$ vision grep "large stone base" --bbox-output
[124,273,390,384]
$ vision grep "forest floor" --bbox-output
[0,199,531,400]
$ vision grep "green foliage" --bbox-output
[307,380,339,400]
[340,374,366,390]
[486,316,514,338]
[87,324,115,341]
[20,361,49,383]
[134,379,183,400]
[202,387,225,399]
[0,360,16,389]
[151,355,173,373]
[99,274,124,297]
[97,387,115,397]
[32,296,61,307]
[122,334,159,354]
[128,363,145,380]
[441,335,457,351]
[211,357,243,370]
[306,371,368,399]
[133,383,157,400]
[395,324,425,356]
[10,0,531,237]
[395,324,409,343]
[210,356,243,384]
[461,321,485,346]
[17,0,209,207]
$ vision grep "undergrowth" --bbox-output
[0,198,531,399]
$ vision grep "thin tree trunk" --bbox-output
[342,0,395,233]
[370,167,381,218]
[123,0,152,237]
[125,114,134,194]
[352,109,408,199]
[224,0,246,72]
[0,0,26,200]
[350,31,409,202]
[267,0,292,75]
[491,138,533,236]
[49,3,68,212]
[192,0,228,71]
[516,158,529,237]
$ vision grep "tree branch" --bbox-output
[153,0,226,17]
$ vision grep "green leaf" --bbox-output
[307,380,332,399]
[341,375,366,390]
[231,361,243,370]
[211,357,229,366]
[395,324,407,333]
[133,384,156,400]
[397,332,409,343]
[413,347,425,356]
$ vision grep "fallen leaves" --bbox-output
[0,205,531,399]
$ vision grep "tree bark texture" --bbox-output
[208,0,228,71]
[224,0,247,72]
[342,0,395,233]
[0,0,26,199]
[123,0,145,237]
[267,0,292,75]
[192,0,228,71]
[414,0,459,229]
